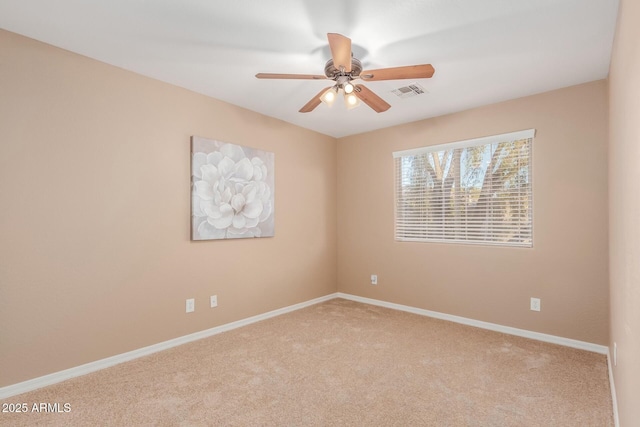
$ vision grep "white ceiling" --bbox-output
[0,0,619,138]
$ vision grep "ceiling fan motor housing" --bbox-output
[324,57,362,79]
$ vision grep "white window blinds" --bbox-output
[393,129,534,247]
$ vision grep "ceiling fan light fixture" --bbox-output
[343,82,354,94]
[256,33,434,114]
[344,92,360,110]
[320,87,338,107]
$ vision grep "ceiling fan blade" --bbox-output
[354,84,391,113]
[327,33,352,73]
[359,64,435,81]
[256,73,326,80]
[299,86,333,113]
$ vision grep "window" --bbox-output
[393,129,534,247]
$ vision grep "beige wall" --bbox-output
[608,0,640,423]
[0,30,337,387]
[337,81,609,345]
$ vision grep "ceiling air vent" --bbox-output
[391,83,427,99]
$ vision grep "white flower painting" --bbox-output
[191,136,274,240]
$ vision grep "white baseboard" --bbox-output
[607,348,620,427]
[0,293,338,400]
[337,293,609,354]
[1,291,611,401]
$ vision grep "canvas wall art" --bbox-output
[191,136,275,240]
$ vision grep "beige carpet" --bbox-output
[1,299,613,426]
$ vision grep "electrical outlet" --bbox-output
[371,274,378,285]
[210,295,218,308]
[186,298,195,313]
[530,297,541,312]
[614,342,617,366]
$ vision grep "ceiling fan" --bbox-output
[255,33,435,113]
